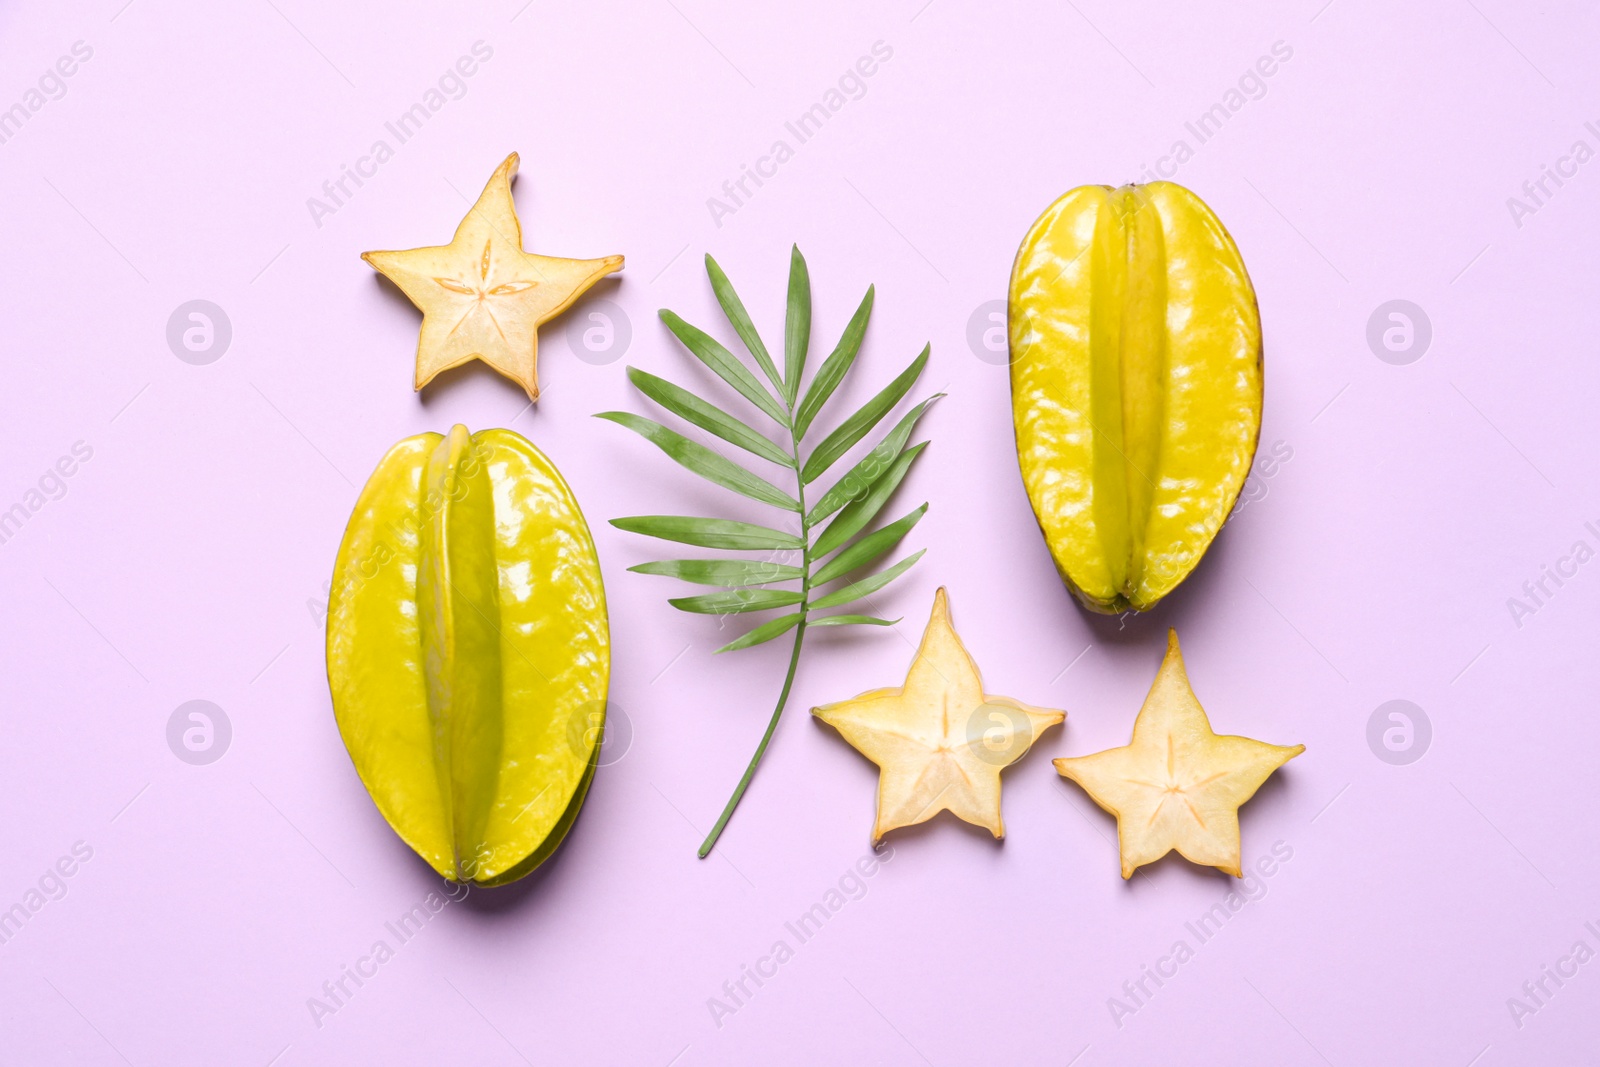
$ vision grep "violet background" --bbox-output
[2,0,1597,1063]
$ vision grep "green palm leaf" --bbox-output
[801,345,929,484]
[659,310,788,426]
[809,614,898,627]
[610,515,802,551]
[595,411,799,511]
[794,286,873,439]
[808,549,924,610]
[813,442,927,558]
[606,247,937,858]
[808,394,942,524]
[705,254,784,395]
[629,559,803,586]
[670,589,805,615]
[715,612,802,653]
[783,245,810,405]
[626,367,790,467]
[811,503,928,586]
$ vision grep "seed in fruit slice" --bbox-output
[1008,181,1262,613]
[812,588,1064,844]
[1053,630,1302,878]
[326,425,608,884]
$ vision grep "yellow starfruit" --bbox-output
[326,425,608,885]
[1009,182,1263,613]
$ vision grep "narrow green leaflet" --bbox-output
[606,246,937,858]
[609,515,802,551]
[808,549,925,610]
[629,559,803,586]
[670,589,805,615]
[812,504,928,586]
[627,367,790,467]
[715,612,802,654]
[813,442,927,558]
[705,255,784,395]
[596,412,799,511]
[659,310,789,426]
[794,286,873,440]
[801,345,929,484]
[808,394,943,524]
[809,614,897,627]
[783,246,810,405]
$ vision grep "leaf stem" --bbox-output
[698,394,813,857]
[697,620,805,857]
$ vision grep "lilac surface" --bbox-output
[2,0,1597,1063]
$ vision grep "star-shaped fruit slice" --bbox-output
[812,588,1065,845]
[1054,630,1303,878]
[362,152,623,402]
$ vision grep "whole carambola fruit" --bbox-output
[1009,182,1262,613]
[326,424,608,885]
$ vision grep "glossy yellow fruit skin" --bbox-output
[1009,182,1262,613]
[326,425,608,884]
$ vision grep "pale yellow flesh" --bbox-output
[362,152,624,402]
[1053,631,1302,878]
[326,425,608,884]
[812,588,1065,844]
[1009,182,1262,612]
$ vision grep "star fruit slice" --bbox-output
[1054,630,1302,878]
[326,425,609,885]
[1009,182,1262,613]
[813,588,1065,844]
[362,152,624,402]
